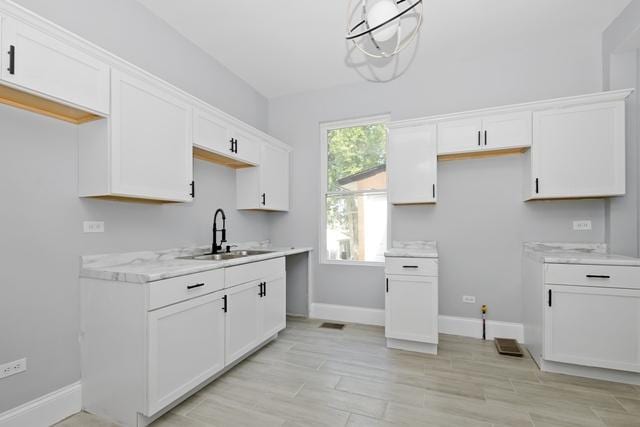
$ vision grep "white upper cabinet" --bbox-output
[78,68,194,203]
[387,123,437,204]
[437,117,482,155]
[526,101,626,200]
[437,112,531,156]
[481,111,531,151]
[193,107,259,167]
[0,16,109,115]
[237,142,290,211]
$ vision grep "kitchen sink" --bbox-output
[179,250,274,261]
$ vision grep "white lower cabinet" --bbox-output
[224,280,261,364]
[81,257,287,427]
[384,256,438,354]
[147,292,225,415]
[544,284,640,373]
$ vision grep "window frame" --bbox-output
[319,114,390,267]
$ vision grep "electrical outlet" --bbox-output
[462,295,476,304]
[0,358,26,379]
[83,221,104,233]
[573,220,592,231]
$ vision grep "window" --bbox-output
[320,116,389,265]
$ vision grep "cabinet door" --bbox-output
[193,108,234,156]
[437,118,482,155]
[1,17,109,114]
[531,102,625,199]
[388,124,437,204]
[260,275,286,340]
[147,292,225,415]
[544,285,640,372]
[260,143,290,211]
[385,275,438,344]
[110,69,193,202]
[481,111,531,150]
[231,128,260,165]
[225,281,262,365]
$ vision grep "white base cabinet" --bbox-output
[384,256,438,354]
[387,123,438,204]
[523,256,640,384]
[81,257,286,427]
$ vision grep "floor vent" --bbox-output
[320,322,345,330]
[494,338,523,357]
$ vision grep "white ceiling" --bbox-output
[137,0,631,99]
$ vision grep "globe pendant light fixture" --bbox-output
[346,0,423,59]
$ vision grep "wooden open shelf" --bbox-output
[193,147,255,169]
[438,147,528,162]
[0,84,103,124]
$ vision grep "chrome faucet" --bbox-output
[212,208,227,254]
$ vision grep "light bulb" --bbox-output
[367,0,400,43]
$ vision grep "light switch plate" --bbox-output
[573,220,592,231]
[83,221,104,233]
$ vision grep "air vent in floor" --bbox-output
[319,322,345,330]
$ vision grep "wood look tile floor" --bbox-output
[57,317,640,427]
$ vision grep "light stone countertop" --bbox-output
[80,241,313,284]
[384,241,438,258]
[523,242,640,266]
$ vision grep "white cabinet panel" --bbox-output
[385,275,438,344]
[388,124,437,204]
[1,16,109,113]
[544,285,640,373]
[110,69,193,202]
[260,276,286,340]
[231,127,260,165]
[193,108,233,156]
[437,117,482,154]
[237,142,290,211]
[528,102,625,199]
[225,281,261,365]
[147,292,225,415]
[481,111,531,150]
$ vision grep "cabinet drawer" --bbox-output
[148,269,224,310]
[385,257,438,276]
[225,257,285,288]
[545,264,640,290]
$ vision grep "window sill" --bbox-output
[320,259,385,267]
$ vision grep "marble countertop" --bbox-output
[524,242,640,266]
[384,241,438,258]
[80,241,313,284]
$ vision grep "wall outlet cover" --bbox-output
[573,220,592,231]
[0,358,26,379]
[462,295,476,304]
[83,221,105,233]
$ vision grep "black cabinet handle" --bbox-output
[261,193,266,206]
[402,265,419,269]
[263,282,267,297]
[187,283,205,290]
[477,130,481,146]
[234,138,238,153]
[229,138,235,153]
[548,289,552,307]
[386,278,388,293]
[432,184,435,198]
[222,295,227,312]
[484,130,487,146]
[535,178,539,194]
[190,180,195,198]
[586,274,611,279]
[7,45,15,75]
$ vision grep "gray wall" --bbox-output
[603,0,640,257]
[268,31,607,323]
[0,0,270,413]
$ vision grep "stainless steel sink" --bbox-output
[179,250,274,261]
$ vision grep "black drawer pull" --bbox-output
[8,45,15,75]
[187,283,205,290]
[586,274,611,279]
[548,289,552,307]
[402,265,419,269]
[222,295,227,312]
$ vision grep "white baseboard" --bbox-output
[310,303,385,326]
[309,303,524,343]
[0,381,81,427]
